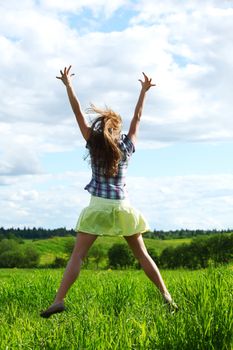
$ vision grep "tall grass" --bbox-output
[0,267,232,349]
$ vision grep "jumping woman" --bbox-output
[40,66,178,318]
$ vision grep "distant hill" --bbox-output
[20,235,192,267]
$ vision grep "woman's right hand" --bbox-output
[56,65,75,87]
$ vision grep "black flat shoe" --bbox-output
[40,303,66,318]
[165,300,179,314]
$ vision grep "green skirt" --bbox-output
[75,195,150,236]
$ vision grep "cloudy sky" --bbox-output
[0,0,233,231]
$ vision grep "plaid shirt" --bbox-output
[84,134,135,199]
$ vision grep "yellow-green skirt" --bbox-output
[75,195,150,236]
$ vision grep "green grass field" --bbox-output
[0,266,232,349]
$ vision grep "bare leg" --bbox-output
[40,232,97,317]
[54,232,98,303]
[124,233,172,302]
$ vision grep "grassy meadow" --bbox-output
[0,266,232,349]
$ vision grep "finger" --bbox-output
[56,76,62,79]
[67,65,72,74]
[70,73,75,77]
[60,70,63,76]
[142,72,148,80]
[138,79,143,84]
[64,67,67,75]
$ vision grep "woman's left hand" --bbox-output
[56,65,75,86]
[139,72,156,91]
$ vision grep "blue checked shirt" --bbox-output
[84,134,135,199]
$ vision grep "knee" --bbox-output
[71,243,88,261]
[70,250,86,263]
[134,249,150,262]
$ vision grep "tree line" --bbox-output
[0,233,232,269]
[0,227,76,240]
[0,227,232,240]
[144,228,233,240]
[106,234,233,269]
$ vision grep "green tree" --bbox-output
[52,256,68,268]
[207,234,233,264]
[108,243,135,269]
[23,245,40,267]
[159,246,176,268]
[88,245,106,269]
[188,237,210,268]
[0,239,40,268]
[0,249,24,268]
[0,239,18,254]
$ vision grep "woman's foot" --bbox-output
[40,302,65,318]
[162,293,179,313]
[165,299,179,314]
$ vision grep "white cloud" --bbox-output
[1,171,233,230]
[128,173,233,230]
[0,171,91,228]
[128,0,233,142]
[1,0,232,142]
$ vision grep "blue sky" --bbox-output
[42,142,233,177]
[0,0,233,230]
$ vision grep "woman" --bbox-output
[40,66,178,318]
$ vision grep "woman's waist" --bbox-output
[90,195,130,207]
[89,178,126,187]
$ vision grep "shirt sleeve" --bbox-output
[119,134,135,158]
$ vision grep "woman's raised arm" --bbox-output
[56,66,90,141]
[127,72,155,145]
